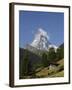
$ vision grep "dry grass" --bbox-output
[57,59,64,64]
[35,58,64,78]
[36,67,48,77]
[50,70,64,77]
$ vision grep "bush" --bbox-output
[48,66,57,75]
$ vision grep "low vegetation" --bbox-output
[35,59,64,78]
[19,43,64,79]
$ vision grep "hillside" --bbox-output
[19,47,64,79]
[19,43,64,79]
[35,58,64,78]
[19,48,42,79]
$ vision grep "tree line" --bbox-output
[42,46,64,67]
[20,44,64,78]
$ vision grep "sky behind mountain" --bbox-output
[19,11,64,48]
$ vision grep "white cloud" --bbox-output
[31,28,49,48]
[37,28,49,40]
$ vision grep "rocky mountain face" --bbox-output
[26,28,57,53]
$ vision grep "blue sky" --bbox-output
[19,10,64,48]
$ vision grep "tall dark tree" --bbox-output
[48,47,56,63]
[42,52,48,67]
[56,47,64,60]
[21,50,29,77]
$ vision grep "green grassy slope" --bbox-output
[35,58,64,78]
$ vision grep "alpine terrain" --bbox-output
[19,28,64,79]
[26,28,57,53]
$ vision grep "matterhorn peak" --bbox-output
[26,28,57,52]
[30,28,49,50]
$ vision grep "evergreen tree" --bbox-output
[48,47,56,62]
[42,52,48,67]
[56,47,64,60]
[21,50,29,76]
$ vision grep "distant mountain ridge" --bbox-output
[59,43,64,48]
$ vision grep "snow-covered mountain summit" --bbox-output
[30,28,57,51]
[30,28,49,50]
[26,28,57,52]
